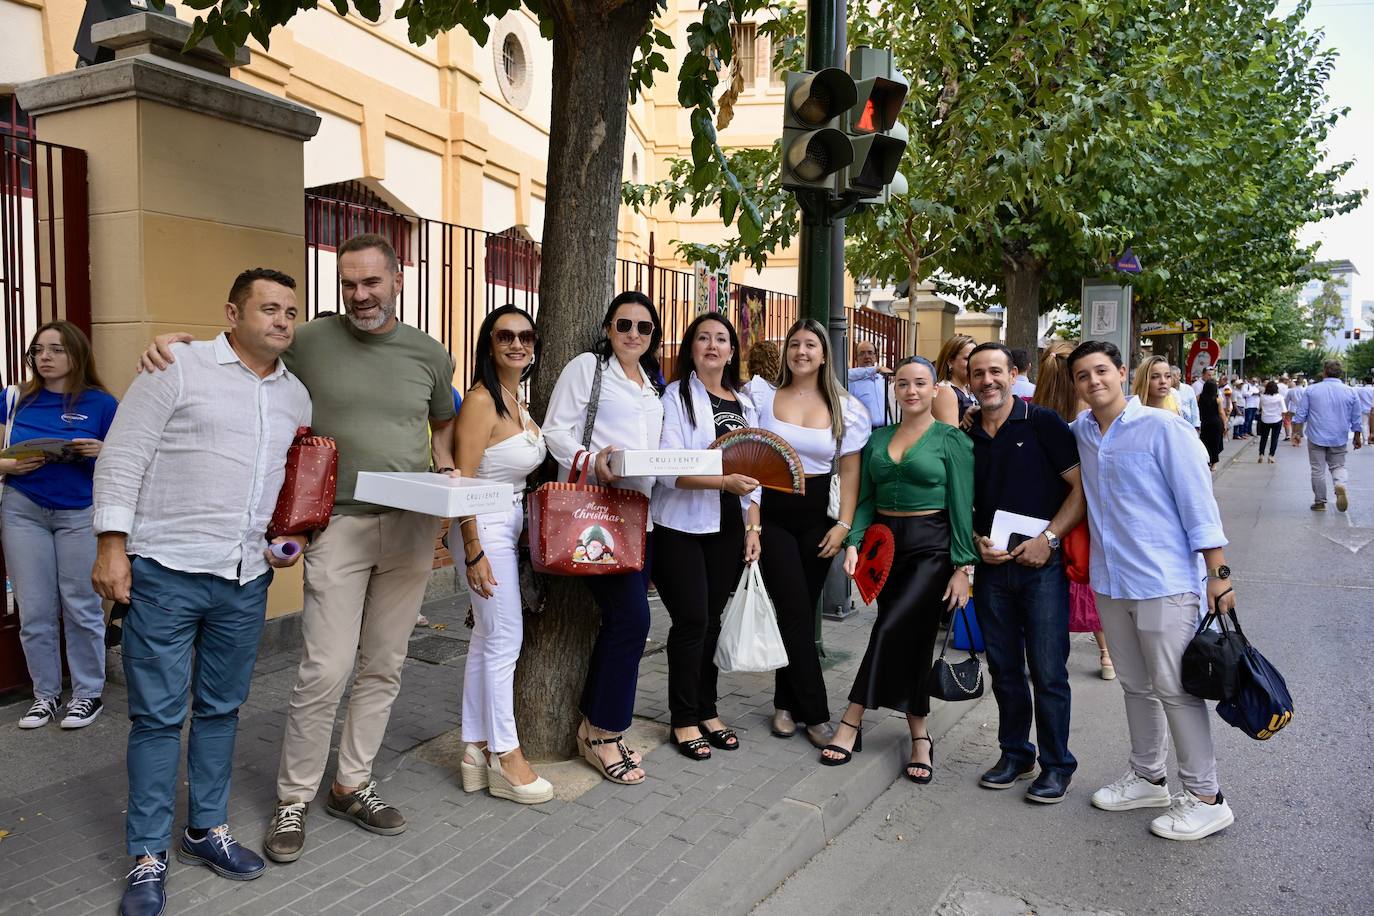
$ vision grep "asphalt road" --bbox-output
[755,437,1374,916]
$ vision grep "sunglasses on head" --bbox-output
[492,329,538,347]
[614,318,655,336]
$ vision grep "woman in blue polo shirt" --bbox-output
[1,321,118,730]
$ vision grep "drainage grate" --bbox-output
[407,634,467,665]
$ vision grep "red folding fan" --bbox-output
[854,524,895,605]
[708,427,805,494]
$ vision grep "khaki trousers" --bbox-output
[275,510,439,802]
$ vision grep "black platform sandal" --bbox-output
[818,719,864,766]
[669,727,712,760]
[699,723,739,751]
[906,735,934,784]
[578,721,646,785]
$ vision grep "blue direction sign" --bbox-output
[1115,248,1142,274]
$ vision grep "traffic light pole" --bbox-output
[797,0,838,330]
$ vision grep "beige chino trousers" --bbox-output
[276,510,440,802]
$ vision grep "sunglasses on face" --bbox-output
[492,329,538,347]
[614,318,655,336]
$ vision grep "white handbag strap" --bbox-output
[2,385,17,450]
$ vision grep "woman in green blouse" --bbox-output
[821,357,977,782]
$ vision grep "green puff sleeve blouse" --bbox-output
[845,422,977,566]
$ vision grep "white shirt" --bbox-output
[1243,384,1260,409]
[753,382,871,474]
[543,352,665,500]
[1011,376,1037,398]
[1192,378,1206,396]
[1259,393,1285,424]
[651,373,760,534]
[1172,381,1199,428]
[93,335,312,584]
[1358,386,1374,415]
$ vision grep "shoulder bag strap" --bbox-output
[581,357,606,452]
[830,400,844,472]
[3,385,17,450]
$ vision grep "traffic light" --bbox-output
[781,68,857,191]
[841,47,909,202]
[1356,328,1363,340]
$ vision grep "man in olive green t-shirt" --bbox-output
[142,235,458,861]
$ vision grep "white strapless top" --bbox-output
[476,430,547,495]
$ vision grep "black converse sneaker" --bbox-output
[19,697,60,729]
[60,697,104,729]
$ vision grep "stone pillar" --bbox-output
[957,313,1003,345]
[18,14,320,620]
[913,285,958,361]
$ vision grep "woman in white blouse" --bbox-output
[651,313,762,761]
[754,319,870,748]
[543,291,665,785]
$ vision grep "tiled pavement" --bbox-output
[0,578,908,915]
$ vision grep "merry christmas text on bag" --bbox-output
[527,451,648,576]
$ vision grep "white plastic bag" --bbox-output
[714,562,788,673]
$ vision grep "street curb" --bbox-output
[664,696,978,916]
[1213,435,1255,479]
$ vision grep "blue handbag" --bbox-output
[951,596,985,653]
[1216,614,1295,741]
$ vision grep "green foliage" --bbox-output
[1343,340,1374,382]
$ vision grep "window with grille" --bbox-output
[485,226,541,293]
[304,181,412,265]
[731,23,757,89]
[0,96,35,193]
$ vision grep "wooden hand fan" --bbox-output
[853,524,895,605]
[708,427,805,494]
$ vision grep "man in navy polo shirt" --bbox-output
[966,342,1085,804]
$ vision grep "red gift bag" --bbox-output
[267,427,338,538]
[528,451,648,576]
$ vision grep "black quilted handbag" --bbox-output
[928,604,985,702]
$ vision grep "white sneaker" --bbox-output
[1150,791,1234,841]
[18,697,60,729]
[1091,771,1172,811]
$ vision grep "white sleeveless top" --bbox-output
[476,402,547,504]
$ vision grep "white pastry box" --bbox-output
[354,472,514,517]
[607,449,722,478]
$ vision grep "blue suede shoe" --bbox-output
[176,825,266,880]
[119,853,167,916]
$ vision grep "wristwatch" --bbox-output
[1042,528,1061,549]
[1207,565,1231,580]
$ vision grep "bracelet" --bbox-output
[745,524,762,533]
[835,520,852,531]
[464,550,486,568]
[435,466,455,474]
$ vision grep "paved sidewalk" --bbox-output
[0,571,974,916]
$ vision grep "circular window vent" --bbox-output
[494,25,533,110]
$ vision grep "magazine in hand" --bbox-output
[0,438,84,462]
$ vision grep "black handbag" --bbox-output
[1181,605,1248,701]
[928,604,985,702]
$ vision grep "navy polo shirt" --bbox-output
[967,398,1080,536]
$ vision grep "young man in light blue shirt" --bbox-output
[1292,359,1363,511]
[1067,340,1236,842]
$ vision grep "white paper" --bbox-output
[989,509,1052,551]
[354,472,514,517]
[608,449,723,477]
[1090,299,1119,336]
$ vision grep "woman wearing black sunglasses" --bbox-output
[544,291,665,785]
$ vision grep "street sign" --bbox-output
[1115,248,1142,274]
[1186,338,1221,383]
[1140,318,1210,336]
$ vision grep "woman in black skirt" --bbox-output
[1197,379,1226,470]
[823,357,976,783]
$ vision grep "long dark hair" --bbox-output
[675,312,743,428]
[591,291,665,395]
[1199,380,1221,410]
[20,320,108,412]
[470,305,539,421]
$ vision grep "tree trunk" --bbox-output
[1002,248,1045,371]
[515,0,656,760]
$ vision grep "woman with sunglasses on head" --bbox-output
[825,357,974,779]
[933,333,977,425]
[754,318,870,748]
[451,306,553,805]
[544,291,666,785]
[2,322,118,730]
[651,313,762,761]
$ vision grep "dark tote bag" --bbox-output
[928,604,984,702]
[1181,605,1248,702]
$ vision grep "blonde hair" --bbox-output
[1132,356,1172,406]
[1032,341,1080,422]
[777,318,848,440]
[935,334,976,384]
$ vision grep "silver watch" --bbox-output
[1042,528,1061,549]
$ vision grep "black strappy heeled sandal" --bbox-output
[578,722,646,785]
[699,723,739,751]
[818,719,864,766]
[669,727,712,760]
[906,735,935,784]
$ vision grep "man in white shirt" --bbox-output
[1241,379,1261,438]
[1358,382,1374,444]
[93,269,312,916]
[846,340,894,427]
[1192,366,1215,397]
[1009,347,1038,399]
[1171,366,1199,431]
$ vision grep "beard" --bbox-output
[346,297,397,332]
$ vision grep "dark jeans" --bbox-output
[1243,406,1258,437]
[1258,420,1281,456]
[123,557,271,855]
[758,480,833,726]
[974,554,1076,776]
[652,493,745,727]
[581,539,653,733]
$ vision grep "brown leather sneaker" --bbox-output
[324,781,406,835]
[263,801,307,863]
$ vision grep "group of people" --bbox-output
[0,233,1249,916]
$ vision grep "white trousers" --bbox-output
[461,505,525,753]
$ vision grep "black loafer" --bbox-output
[1025,769,1072,804]
[978,754,1036,789]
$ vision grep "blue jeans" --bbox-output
[1,487,105,700]
[1243,407,1258,437]
[123,557,270,855]
[581,539,653,733]
[974,554,1076,776]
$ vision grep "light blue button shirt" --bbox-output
[1071,397,1227,601]
[847,366,891,427]
[1295,378,1362,447]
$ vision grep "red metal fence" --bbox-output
[0,134,91,695]
[303,195,908,387]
